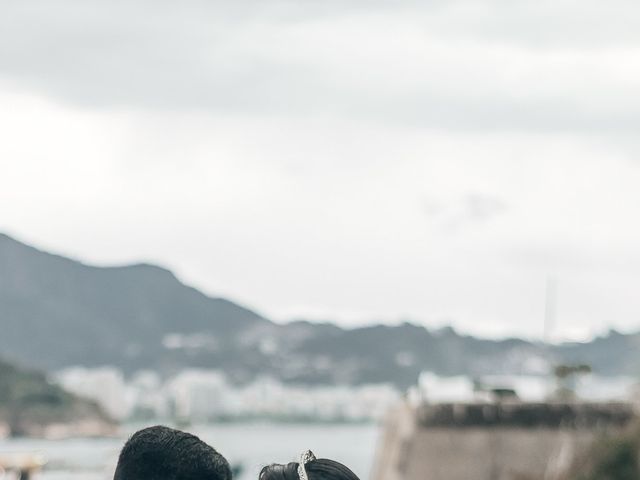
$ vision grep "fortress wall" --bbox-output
[402,427,595,480]
[372,402,635,480]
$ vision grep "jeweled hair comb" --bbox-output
[297,450,316,480]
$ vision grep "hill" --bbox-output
[0,232,267,373]
[0,232,638,388]
[0,357,113,436]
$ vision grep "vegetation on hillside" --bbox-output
[0,358,112,436]
[564,422,640,480]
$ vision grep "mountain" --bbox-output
[0,233,267,373]
[0,357,113,436]
[1,232,639,388]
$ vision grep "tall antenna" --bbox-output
[544,276,557,344]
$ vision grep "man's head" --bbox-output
[114,425,232,480]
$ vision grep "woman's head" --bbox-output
[259,455,360,480]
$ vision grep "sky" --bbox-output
[1,0,640,340]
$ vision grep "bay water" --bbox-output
[0,423,380,480]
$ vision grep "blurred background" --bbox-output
[1,1,639,479]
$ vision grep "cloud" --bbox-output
[2,0,640,340]
[425,193,508,233]
[1,0,640,132]
[465,194,508,220]
[1,91,639,339]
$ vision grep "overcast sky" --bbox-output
[2,0,640,340]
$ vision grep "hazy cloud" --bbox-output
[1,0,640,339]
[425,193,508,233]
[1,0,640,131]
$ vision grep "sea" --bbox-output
[0,423,381,480]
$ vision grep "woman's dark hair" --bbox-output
[259,458,360,480]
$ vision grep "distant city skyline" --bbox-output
[2,0,640,340]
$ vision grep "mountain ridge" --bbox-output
[1,232,638,388]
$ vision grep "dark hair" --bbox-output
[259,458,360,480]
[113,425,232,480]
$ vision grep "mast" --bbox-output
[544,275,557,344]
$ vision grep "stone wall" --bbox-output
[371,402,636,480]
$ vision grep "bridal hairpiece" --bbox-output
[297,450,316,480]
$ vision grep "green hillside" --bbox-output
[0,358,112,436]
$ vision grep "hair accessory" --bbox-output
[297,450,316,480]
